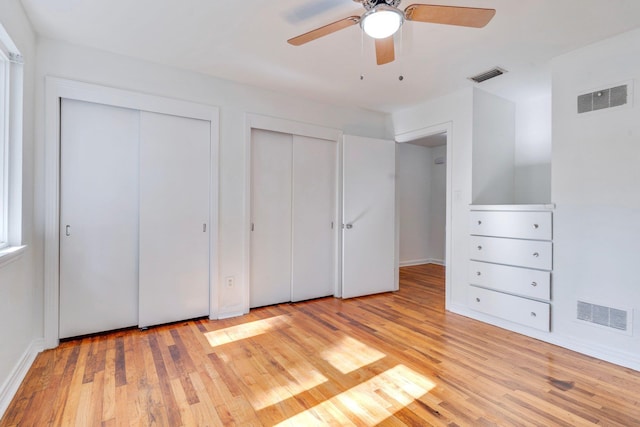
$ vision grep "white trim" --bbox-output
[0,338,45,419]
[0,29,24,252]
[243,113,343,314]
[247,114,342,142]
[450,304,640,372]
[216,311,245,320]
[469,203,555,211]
[395,121,453,308]
[44,77,220,348]
[0,244,26,269]
[398,258,445,267]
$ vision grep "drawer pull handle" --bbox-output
[533,223,539,229]
[477,245,483,251]
[478,220,482,225]
[476,297,480,302]
[533,252,539,257]
[531,312,537,317]
[531,281,537,287]
[477,271,481,276]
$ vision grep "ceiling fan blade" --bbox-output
[375,37,395,65]
[288,16,360,46]
[405,4,496,28]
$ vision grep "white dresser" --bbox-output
[467,205,554,332]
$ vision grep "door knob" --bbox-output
[345,223,353,229]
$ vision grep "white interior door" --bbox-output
[342,135,396,298]
[250,129,293,308]
[59,99,139,338]
[291,136,337,302]
[138,111,210,328]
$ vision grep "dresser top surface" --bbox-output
[469,204,555,212]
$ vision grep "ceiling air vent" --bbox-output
[468,67,507,83]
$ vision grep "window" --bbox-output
[0,48,9,248]
[0,23,24,258]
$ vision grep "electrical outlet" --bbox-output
[225,276,234,288]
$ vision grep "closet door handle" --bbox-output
[65,225,71,237]
[203,223,207,232]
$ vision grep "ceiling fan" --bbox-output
[287,0,496,65]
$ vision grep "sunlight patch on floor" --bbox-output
[274,364,437,426]
[204,315,290,347]
[320,335,385,374]
[250,360,328,410]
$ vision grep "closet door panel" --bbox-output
[139,111,210,328]
[59,99,139,338]
[250,129,293,308]
[291,136,337,301]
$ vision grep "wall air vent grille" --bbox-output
[468,67,507,83]
[577,301,630,332]
[577,84,629,114]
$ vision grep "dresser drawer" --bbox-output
[470,210,552,240]
[468,286,550,331]
[469,261,551,300]
[470,236,552,270]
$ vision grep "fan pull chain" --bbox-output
[398,26,404,81]
[360,28,365,81]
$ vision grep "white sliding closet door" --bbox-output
[59,99,139,339]
[291,135,336,302]
[250,129,293,308]
[342,135,396,298]
[138,112,210,328]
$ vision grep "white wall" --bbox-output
[397,143,432,266]
[393,88,473,307]
[33,38,391,320]
[428,144,447,263]
[394,51,640,371]
[514,94,552,203]
[397,142,447,267]
[0,0,40,415]
[551,28,640,368]
[472,88,516,204]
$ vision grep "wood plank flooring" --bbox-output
[3,264,640,426]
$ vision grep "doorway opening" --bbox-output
[395,123,452,307]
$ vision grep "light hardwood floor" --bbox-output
[3,264,640,426]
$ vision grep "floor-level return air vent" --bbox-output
[577,83,629,114]
[577,301,631,333]
[468,67,507,83]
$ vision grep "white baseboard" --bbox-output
[399,258,445,267]
[448,304,640,372]
[0,338,45,419]
[214,310,245,320]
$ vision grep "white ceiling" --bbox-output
[18,0,640,113]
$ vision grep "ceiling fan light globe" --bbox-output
[361,5,404,39]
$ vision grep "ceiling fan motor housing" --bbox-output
[362,0,402,11]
